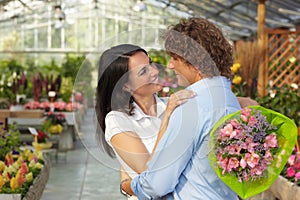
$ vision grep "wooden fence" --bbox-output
[258,28,300,96]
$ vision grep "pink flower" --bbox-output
[240,158,247,169]
[264,150,273,162]
[287,155,296,166]
[240,107,252,122]
[245,138,259,153]
[227,157,240,172]
[225,144,241,155]
[241,115,248,122]
[220,124,233,138]
[264,133,278,149]
[217,157,228,175]
[54,101,66,111]
[286,167,295,177]
[229,119,239,128]
[244,153,260,168]
[295,171,300,181]
[39,101,50,109]
[248,116,257,126]
[241,107,252,117]
[251,166,263,176]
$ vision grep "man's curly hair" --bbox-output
[163,17,233,79]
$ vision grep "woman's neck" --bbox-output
[133,94,157,116]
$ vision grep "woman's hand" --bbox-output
[165,90,196,116]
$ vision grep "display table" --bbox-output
[8,113,77,151]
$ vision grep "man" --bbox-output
[122,17,242,199]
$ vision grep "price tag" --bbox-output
[28,127,38,135]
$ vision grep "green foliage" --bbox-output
[148,49,170,65]
[61,54,86,83]
[0,60,26,103]
[60,77,73,102]
[0,123,21,160]
[256,84,300,127]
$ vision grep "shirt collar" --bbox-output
[130,94,166,121]
[186,76,231,92]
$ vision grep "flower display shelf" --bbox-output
[10,110,44,118]
[0,154,50,200]
[269,175,300,200]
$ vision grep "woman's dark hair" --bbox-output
[163,17,233,78]
[95,44,147,157]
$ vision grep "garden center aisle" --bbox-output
[41,108,124,200]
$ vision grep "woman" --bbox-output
[95,44,195,198]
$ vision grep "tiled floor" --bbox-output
[41,109,124,200]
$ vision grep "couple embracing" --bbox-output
[96,17,257,200]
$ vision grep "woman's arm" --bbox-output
[111,90,196,174]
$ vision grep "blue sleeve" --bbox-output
[131,98,204,199]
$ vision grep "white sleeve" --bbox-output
[105,111,135,144]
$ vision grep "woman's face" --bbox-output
[125,51,162,96]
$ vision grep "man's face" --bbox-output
[167,57,199,87]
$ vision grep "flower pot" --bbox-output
[269,175,300,200]
[32,142,53,149]
[48,124,63,134]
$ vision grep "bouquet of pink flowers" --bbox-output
[209,106,298,199]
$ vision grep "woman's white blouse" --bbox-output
[105,95,167,178]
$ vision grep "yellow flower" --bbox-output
[2,168,10,181]
[25,172,33,182]
[36,151,44,161]
[57,124,63,133]
[0,175,5,189]
[29,160,35,168]
[35,163,44,169]
[28,152,35,162]
[230,63,241,74]
[232,75,242,85]
[10,177,19,191]
[0,161,5,173]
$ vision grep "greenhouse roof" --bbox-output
[149,0,300,40]
[0,0,299,41]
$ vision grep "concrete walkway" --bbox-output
[41,109,124,200]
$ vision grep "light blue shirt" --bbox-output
[131,76,241,200]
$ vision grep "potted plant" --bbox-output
[257,83,300,198]
[269,136,300,199]
[31,130,53,150]
[42,112,66,134]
